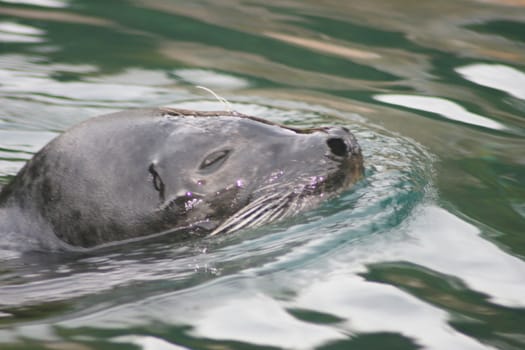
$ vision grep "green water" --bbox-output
[1,0,524,349]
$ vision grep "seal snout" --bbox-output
[325,127,361,158]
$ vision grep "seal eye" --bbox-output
[199,149,231,172]
[148,164,165,199]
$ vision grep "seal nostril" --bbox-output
[326,137,348,157]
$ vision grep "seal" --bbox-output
[0,108,363,250]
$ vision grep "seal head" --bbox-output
[0,108,363,249]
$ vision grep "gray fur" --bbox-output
[0,108,363,250]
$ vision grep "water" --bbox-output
[0,0,524,349]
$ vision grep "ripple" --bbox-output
[112,335,190,350]
[0,22,45,43]
[291,273,493,350]
[456,63,525,100]
[172,68,251,89]
[0,0,68,8]
[375,94,506,130]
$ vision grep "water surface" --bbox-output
[1,0,525,349]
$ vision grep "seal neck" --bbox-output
[0,201,67,252]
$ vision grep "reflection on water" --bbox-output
[1,0,525,349]
[293,273,486,350]
[1,0,67,7]
[173,68,251,89]
[374,94,507,130]
[457,63,525,100]
[0,22,44,43]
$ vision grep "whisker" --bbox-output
[196,85,233,112]
[209,192,294,236]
